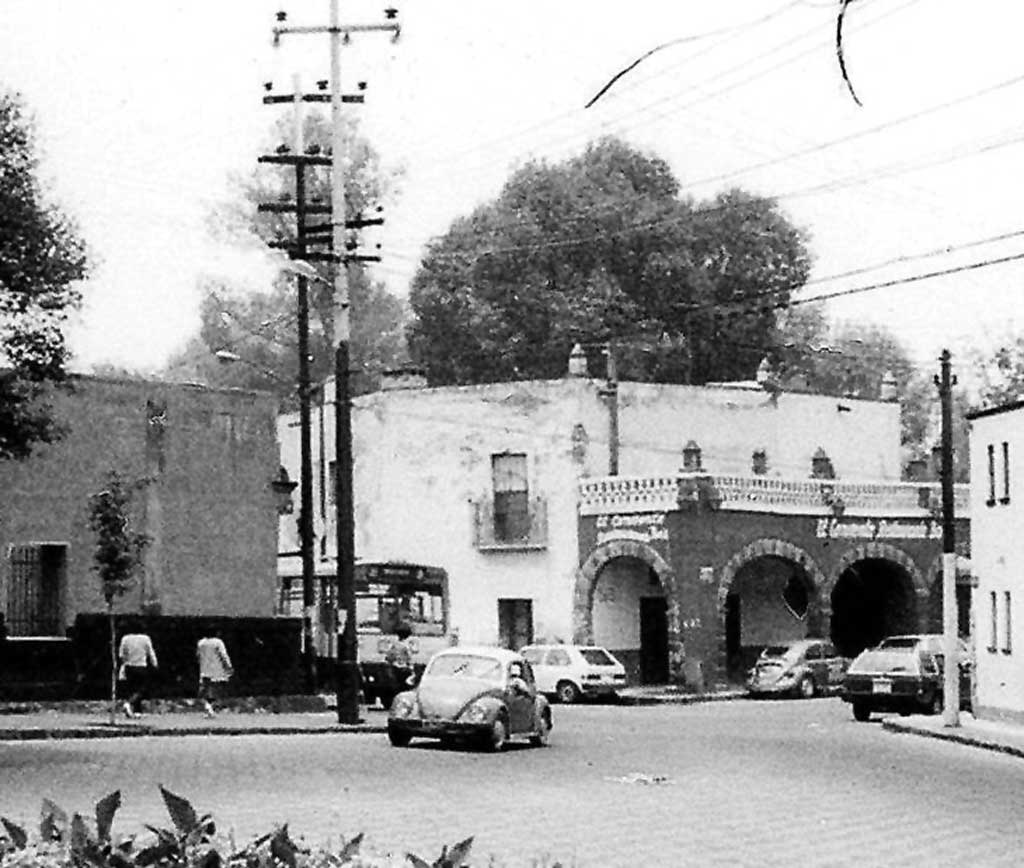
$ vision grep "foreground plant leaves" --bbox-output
[160,786,198,834]
[407,835,474,868]
[0,817,28,849]
[96,790,122,842]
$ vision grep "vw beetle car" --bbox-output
[520,644,627,703]
[387,646,552,751]
[746,638,848,698]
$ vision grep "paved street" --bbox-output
[3,698,1024,867]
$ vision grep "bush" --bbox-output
[0,788,477,868]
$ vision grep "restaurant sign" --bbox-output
[595,512,669,546]
[815,518,939,541]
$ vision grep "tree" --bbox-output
[970,335,1024,409]
[1,90,88,458]
[88,471,149,725]
[162,113,406,403]
[406,136,812,386]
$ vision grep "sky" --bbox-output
[3,0,1024,378]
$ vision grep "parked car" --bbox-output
[520,644,627,703]
[387,646,552,751]
[842,634,973,722]
[745,638,849,698]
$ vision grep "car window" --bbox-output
[761,645,793,659]
[878,637,919,650]
[822,643,837,658]
[427,653,503,682]
[579,648,616,666]
[521,648,544,665]
[848,649,920,675]
[805,644,823,660]
[547,649,571,666]
[919,651,939,675]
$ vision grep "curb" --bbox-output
[0,723,388,742]
[621,691,746,706]
[882,719,1024,761]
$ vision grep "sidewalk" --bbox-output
[0,697,388,741]
[882,711,1024,760]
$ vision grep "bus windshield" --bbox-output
[354,563,447,636]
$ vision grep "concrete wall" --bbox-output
[0,376,280,630]
[970,409,1024,721]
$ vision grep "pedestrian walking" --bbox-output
[118,623,158,718]
[197,629,233,717]
[383,623,415,705]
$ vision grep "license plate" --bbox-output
[872,678,892,694]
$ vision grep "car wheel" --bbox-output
[483,715,508,752]
[387,726,411,747]
[529,711,552,747]
[852,702,871,722]
[798,677,815,699]
[556,680,580,704]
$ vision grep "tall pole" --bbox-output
[293,74,318,693]
[331,0,360,724]
[936,348,959,726]
[605,342,619,476]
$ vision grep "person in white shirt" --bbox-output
[196,630,233,717]
[118,624,158,718]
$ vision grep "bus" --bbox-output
[278,559,452,707]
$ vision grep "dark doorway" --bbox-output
[927,577,973,637]
[639,597,669,684]
[830,559,917,657]
[498,598,533,650]
[724,592,741,681]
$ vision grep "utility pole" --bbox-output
[935,348,959,727]
[256,75,332,693]
[272,3,399,725]
[602,342,620,476]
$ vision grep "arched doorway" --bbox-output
[725,556,820,681]
[831,549,921,657]
[718,539,828,684]
[575,540,680,685]
[592,556,666,684]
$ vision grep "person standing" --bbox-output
[196,629,233,717]
[118,623,158,718]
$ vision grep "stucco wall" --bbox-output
[0,376,280,629]
[969,410,1024,718]
[280,376,902,654]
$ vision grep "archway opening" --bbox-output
[592,555,666,684]
[726,555,817,682]
[830,558,917,657]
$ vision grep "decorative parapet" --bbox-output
[579,472,970,518]
[577,476,679,516]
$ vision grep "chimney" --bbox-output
[567,343,588,377]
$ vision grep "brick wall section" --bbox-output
[0,375,280,626]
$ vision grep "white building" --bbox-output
[278,357,904,659]
[967,401,1023,722]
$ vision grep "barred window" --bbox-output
[6,544,67,637]
[492,453,529,542]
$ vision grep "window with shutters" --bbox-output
[5,544,67,637]
[492,453,530,542]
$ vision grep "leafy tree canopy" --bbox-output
[162,112,406,404]
[0,90,88,458]
[407,136,812,386]
[970,334,1024,409]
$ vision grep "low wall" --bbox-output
[0,614,303,701]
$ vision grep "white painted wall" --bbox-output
[969,408,1024,721]
[592,556,662,649]
[278,376,901,650]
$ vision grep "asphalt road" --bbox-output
[2,698,1023,867]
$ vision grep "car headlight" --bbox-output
[458,701,490,724]
[391,694,416,719]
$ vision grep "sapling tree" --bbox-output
[88,471,149,724]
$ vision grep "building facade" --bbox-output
[0,375,288,698]
[277,362,966,683]
[577,472,970,688]
[966,401,1022,722]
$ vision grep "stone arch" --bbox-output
[832,542,926,597]
[718,538,828,603]
[574,539,682,681]
[830,541,926,654]
[716,538,829,682]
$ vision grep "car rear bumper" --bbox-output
[580,682,620,696]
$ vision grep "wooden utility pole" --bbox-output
[271,3,399,724]
[935,348,959,727]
